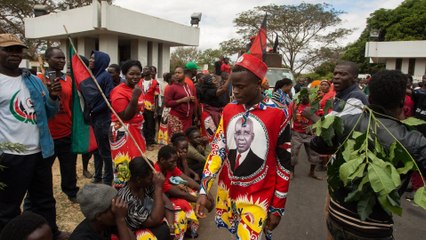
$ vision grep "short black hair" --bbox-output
[232,65,260,82]
[149,66,157,72]
[158,145,177,162]
[44,47,62,60]
[369,70,407,109]
[185,126,199,139]
[0,212,49,240]
[163,72,172,84]
[121,60,142,75]
[170,132,187,146]
[109,64,120,73]
[274,78,293,91]
[129,157,153,181]
[337,61,359,77]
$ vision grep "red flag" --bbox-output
[69,47,98,153]
[248,14,267,60]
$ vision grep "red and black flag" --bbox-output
[69,46,98,153]
[248,14,267,60]
[272,33,279,53]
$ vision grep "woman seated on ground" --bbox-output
[170,133,200,182]
[184,126,211,178]
[117,157,173,240]
[154,145,213,239]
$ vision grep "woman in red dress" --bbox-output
[109,60,146,188]
[164,67,196,138]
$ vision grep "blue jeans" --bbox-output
[91,115,113,185]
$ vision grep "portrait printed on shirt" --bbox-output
[226,114,268,177]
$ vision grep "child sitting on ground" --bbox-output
[155,145,213,239]
[170,132,200,182]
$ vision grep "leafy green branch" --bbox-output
[313,106,426,220]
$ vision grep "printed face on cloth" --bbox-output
[234,117,254,153]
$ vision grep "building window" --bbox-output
[395,58,402,71]
[408,58,415,75]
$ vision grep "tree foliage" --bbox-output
[0,0,95,59]
[342,0,426,73]
[170,47,201,72]
[170,47,224,72]
[220,3,352,75]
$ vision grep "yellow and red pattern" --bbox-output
[200,98,292,240]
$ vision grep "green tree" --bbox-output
[198,48,224,72]
[220,3,352,75]
[342,0,426,73]
[170,47,201,72]
[170,47,225,72]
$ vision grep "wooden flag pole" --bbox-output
[63,25,156,172]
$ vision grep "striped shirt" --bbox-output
[117,184,155,231]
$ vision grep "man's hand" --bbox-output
[153,172,165,189]
[195,194,208,219]
[111,197,128,220]
[265,213,281,231]
[46,79,62,100]
[302,106,320,122]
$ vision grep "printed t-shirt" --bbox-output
[142,78,159,111]
[290,102,314,133]
[0,73,40,154]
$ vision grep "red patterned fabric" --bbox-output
[199,98,292,239]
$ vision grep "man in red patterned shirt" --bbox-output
[196,53,292,240]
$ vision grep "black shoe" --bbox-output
[92,178,102,184]
[83,170,93,179]
[68,196,78,204]
[54,231,71,240]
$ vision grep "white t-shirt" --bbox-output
[0,73,40,155]
[142,79,152,93]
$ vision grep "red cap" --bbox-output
[235,53,268,80]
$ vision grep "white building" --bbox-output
[365,40,426,81]
[24,0,200,76]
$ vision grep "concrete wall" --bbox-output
[366,41,426,58]
[102,2,199,46]
[25,3,99,39]
[385,58,426,81]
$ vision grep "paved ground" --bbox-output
[197,148,426,240]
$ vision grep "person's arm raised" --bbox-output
[111,197,136,240]
[143,172,166,227]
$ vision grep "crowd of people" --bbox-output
[0,32,426,240]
